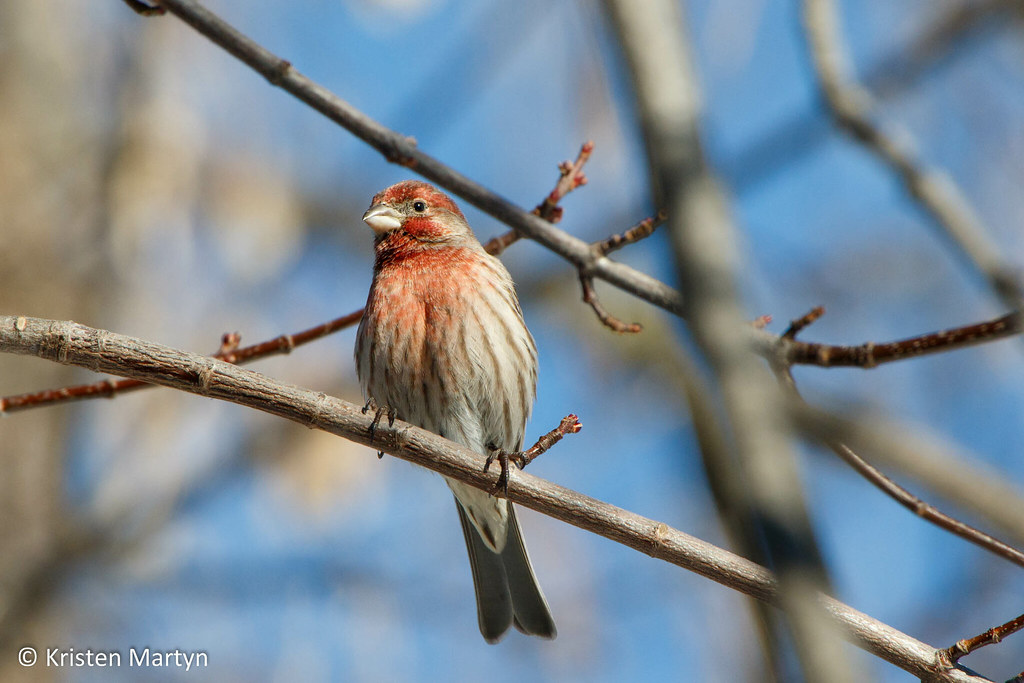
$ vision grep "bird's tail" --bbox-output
[456,498,557,643]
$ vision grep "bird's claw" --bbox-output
[364,399,397,459]
[484,448,527,496]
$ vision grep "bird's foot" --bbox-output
[484,447,528,496]
[363,399,397,459]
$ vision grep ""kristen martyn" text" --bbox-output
[45,647,208,671]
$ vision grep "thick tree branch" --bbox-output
[602,1,852,680]
[0,315,989,682]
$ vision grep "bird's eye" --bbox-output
[412,200,427,213]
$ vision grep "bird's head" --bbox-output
[362,181,474,246]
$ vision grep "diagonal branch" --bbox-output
[941,613,1024,665]
[825,438,1024,569]
[0,314,989,682]
[143,0,685,319]
[595,210,666,256]
[791,401,1024,546]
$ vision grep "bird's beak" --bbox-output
[362,204,402,233]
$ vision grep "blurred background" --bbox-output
[2,0,1024,680]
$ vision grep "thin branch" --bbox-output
[0,315,990,682]
[574,203,663,334]
[941,612,1024,665]
[519,413,582,468]
[760,312,1021,369]
[536,142,592,219]
[577,211,668,332]
[773,308,1024,570]
[782,306,826,339]
[792,402,1024,546]
[579,274,643,333]
[595,210,666,256]
[801,0,1024,310]
[482,141,593,256]
[829,435,1024,569]
[485,414,583,493]
[144,0,686,318]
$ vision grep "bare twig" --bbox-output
[576,211,665,334]
[942,612,1024,664]
[792,402,1024,545]
[536,142,592,219]
[595,210,666,256]
[579,274,643,333]
[575,208,665,334]
[0,315,990,682]
[482,141,593,256]
[519,413,582,468]
[828,446,1024,569]
[761,312,1021,369]
[485,414,582,493]
[773,308,1024,570]
[802,0,1024,310]
[782,306,825,340]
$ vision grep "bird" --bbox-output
[354,180,556,643]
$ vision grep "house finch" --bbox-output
[355,180,556,642]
